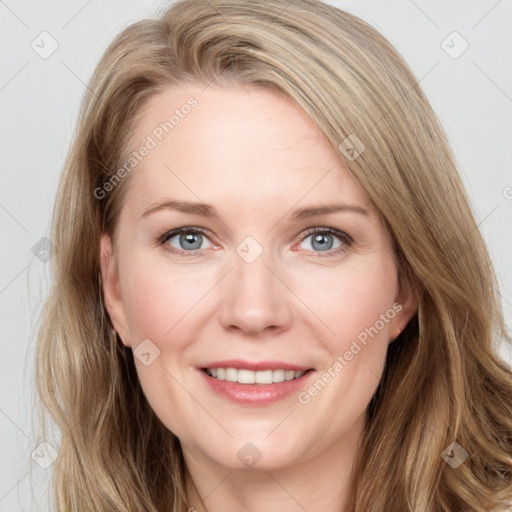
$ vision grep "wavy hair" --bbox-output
[35,0,512,510]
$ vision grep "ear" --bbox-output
[389,276,418,342]
[99,233,131,347]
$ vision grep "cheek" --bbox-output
[118,256,205,437]
[295,256,398,348]
[122,274,172,343]
[293,259,398,441]
[337,272,395,342]
[120,253,212,344]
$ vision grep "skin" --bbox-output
[100,83,418,512]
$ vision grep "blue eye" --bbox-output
[160,227,214,257]
[158,226,352,257]
[298,227,352,256]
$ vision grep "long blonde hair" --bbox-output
[35,0,512,510]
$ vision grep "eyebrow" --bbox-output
[140,199,370,220]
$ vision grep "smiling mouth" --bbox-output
[202,367,312,384]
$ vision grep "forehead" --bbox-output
[120,83,374,218]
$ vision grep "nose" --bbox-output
[218,246,293,336]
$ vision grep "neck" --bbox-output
[182,412,365,512]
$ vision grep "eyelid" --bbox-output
[158,226,213,245]
[299,226,353,244]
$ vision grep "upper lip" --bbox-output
[198,359,313,372]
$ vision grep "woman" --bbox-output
[35,0,512,510]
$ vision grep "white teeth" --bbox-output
[238,369,255,384]
[225,367,237,382]
[254,370,273,384]
[205,367,306,384]
[272,369,285,383]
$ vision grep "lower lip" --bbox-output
[198,369,315,406]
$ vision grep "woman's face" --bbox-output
[100,83,417,471]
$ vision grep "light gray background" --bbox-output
[1,0,511,510]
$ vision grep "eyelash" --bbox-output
[158,226,353,258]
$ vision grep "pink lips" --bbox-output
[197,359,315,406]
